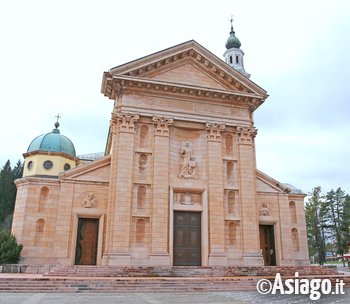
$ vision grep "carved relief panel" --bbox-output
[173,191,202,209]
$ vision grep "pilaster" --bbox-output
[206,122,228,265]
[150,116,173,265]
[237,126,263,265]
[107,112,139,265]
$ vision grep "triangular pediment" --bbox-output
[148,61,227,90]
[256,169,290,194]
[59,155,110,183]
[104,40,268,98]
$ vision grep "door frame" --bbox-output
[169,186,208,266]
[259,224,277,266]
[71,212,105,266]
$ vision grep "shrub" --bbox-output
[0,230,23,264]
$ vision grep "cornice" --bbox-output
[59,154,111,180]
[15,176,60,187]
[102,75,264,111]
[101,40,269,112]
[23,150,78,162]
[107,40,267,97]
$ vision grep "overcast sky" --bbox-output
[1,0,349,195]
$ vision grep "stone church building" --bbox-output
[12,26,309,267]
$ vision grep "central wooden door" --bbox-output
[259,225,276,266]
[75,218,99,265]
[173,211,201,266]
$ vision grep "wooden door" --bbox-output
[174,212,201,266]
[75,218,99,265]
[259,225,276,266]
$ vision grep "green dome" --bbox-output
[225,29,241,49]
[27,123,76,157]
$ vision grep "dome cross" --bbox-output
[54,113,61,129]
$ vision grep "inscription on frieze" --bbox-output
[124,96,248,119]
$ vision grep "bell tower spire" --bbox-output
[223,17,250,78]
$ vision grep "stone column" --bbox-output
[206,122,228,265]
[237,126,264,265]
[150,116,173,265]
[108,112,139,265]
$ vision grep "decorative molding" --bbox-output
[206,122,225,141]
[109,116,118,134]
[103,76,266,111]
[111,113,139,133]
[237,126,257,144]
[152,116,174,136]
[83,193,97,208]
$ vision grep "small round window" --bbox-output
[64,163,71,171]
[43,160,53,170]
[27,161,33,170]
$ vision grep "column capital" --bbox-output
[152,116,173,136]
[110,112,139,133]
[236,126,257,144]
[206,122,225,142]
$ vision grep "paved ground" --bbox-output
[0,290,349,304]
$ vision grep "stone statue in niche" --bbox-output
[83,193,97,208]
[178,141,198,179]
[259,203,270,216]
[180,193,194,205]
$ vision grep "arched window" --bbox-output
[35,219,45,234]
[137,186,146,209]
[225,134,233,156]
[236,55,239,64]
[136,219,146,243]
[228,191,235,213]
[38,187,49,211]
[139,154,147,172]
[289,201,297,224]
[291,228,299,251]
[227,162,234,181]
[229,222,236,245]
[140,125,148,148]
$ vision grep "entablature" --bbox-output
[102,75,264,112]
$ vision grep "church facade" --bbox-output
[12,29,309,267]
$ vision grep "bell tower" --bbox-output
[223,17,250,78]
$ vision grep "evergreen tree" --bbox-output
[341,195,350,257]
[305,187,327,265]
[325,188,348,266]
[0,160,23,230]
[0,229,23,264]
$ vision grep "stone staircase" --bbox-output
[0,275,263,292]
[0,265,348,293]
[45,265,340,277]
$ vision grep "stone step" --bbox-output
[0,276,263,292]
[1,274,349,293]
[45,265,340,277]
